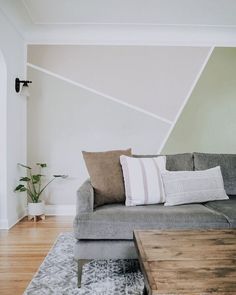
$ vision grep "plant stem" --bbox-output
[26,188,36,202]
[27,177,35,201]
[29,169,38,200]
[27,170,37,202]
[38,177,56,196]
[38,166,42,197]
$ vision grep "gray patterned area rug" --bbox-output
[24,232,144,295]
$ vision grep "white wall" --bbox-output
[27,45,211,209]
[0,9,27,228]
[0,50,7,228]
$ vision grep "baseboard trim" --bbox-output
[0,205,75,228]
[0,209,27,230]
[45,204,76,216]
[0,219,9,229]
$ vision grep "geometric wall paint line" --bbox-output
[162,47,236,154]
[27,66,170,204]
[158,46,214,153]
[27,45,212,206]
[27,62,172,124]
[28,45,211,121]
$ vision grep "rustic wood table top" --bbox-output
[134,229,236,295]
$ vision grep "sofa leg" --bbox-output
[143,285,148,295]
[78,259,90,288]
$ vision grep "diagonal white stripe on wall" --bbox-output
[27,62,172,124]
[28,45,211,122]
[159,46,214,153]
[162,47,236,154]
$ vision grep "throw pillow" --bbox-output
[120,155,166,206]
[82,148,132,207]
[161,166,229,206]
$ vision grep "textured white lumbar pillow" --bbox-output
[120,155,166,206]
[161,166,229,206]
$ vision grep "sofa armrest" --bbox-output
[76,179,94,214]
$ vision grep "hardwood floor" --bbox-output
[0,216,74,295]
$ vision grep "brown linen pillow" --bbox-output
[82,148,132,207]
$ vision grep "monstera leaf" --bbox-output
[14,163,67,203]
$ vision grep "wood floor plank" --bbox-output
[0,216,73,295]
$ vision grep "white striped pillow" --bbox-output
[120,155,166,206]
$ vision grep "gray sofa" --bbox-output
[74,152,236,283]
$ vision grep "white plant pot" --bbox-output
[28,201,45,216]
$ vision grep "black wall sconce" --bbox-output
[15,78,32,96]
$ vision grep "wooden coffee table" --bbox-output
[134,229,236,294]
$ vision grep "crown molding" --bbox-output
[2,2,236,46]
[24,24,236,46]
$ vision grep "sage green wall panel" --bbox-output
[162,48,236,154]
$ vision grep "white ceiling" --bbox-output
[21,0,236,26]
[1,0,236,45]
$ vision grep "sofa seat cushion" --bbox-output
[205,199,236,228]
[74,203,229,240]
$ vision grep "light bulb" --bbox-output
[20,85,30,97]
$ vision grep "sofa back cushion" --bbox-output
[194,152,236,196]
[133,153,194,171]
[83,148,132,207]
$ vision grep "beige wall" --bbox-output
[163,47,236,154]
[28,45,210,122]
[27,45,210,206]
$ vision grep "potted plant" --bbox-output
[14,163,67,218]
